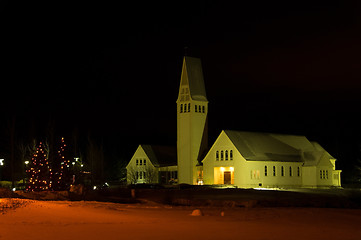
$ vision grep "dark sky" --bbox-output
[2,1,361,180]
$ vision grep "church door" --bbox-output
[224,171,231,184]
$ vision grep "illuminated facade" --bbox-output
[127,56,342,188]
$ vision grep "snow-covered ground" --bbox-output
[1,198,361,240]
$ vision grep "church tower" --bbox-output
[176,56,208,184]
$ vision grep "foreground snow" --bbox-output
[1,198,361,240]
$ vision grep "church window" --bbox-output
[297,167,300,177]
[195,105,197,112]
[221,151,224,161]
[144,159,146,166]
[225,150,228,160]
[184,104,187,112]
[326,170,328,179]
[198,105,201,112]
[265,166,268,176]
[188,103,191,112]
[136,171,139,179]
[180,104,183,113]
[273,166,276,176]
[202,106,205,113]
[140,171,143,179]
[289,166,292,177]
[320,170,323,179]
[139,159,142,166]
[216,151,219,161]
[230,150,233,160]
[281,166,284,176]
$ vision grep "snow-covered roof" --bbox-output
[223,130,334,165]
[141,145,177,167]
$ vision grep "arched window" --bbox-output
[221,151,224,161]
[198,105,201,112]
[289,166,292,176]
[180,104,183,113]
[273,166,276,176]
[265,166,268,176]
[195,105,197,112]
[188,103,191,112]
[216,151,219,161]
[281,166,284,176]
[297,167,300,177]
[225,150,228,160]
[230,150,233,160]
[202,106,205,113]
[184,104,187,112]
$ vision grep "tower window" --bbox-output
[144,159,146,166]
[230,150,233,160]
[184,104,187,112]
[188,103,191,112]
[139,159,142,166]
[281,166,284,176]
[265,166,268,176]
[221,151,224,161]
[195,105,197,112]
[216,151,219,161]
[289,166,292,177]
[297,167,300,177]
[180,104,183,113]
[202,106,205,113]
[225,150,228,160]
[136,159,139,166]
[198,105,201,112]
[273,166,276,176]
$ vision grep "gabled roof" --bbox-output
[180,56,207,101]
[141,145,177,167]
[223,130,333,165]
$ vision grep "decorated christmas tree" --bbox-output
[26,141,51,191]
[52,137,72,190]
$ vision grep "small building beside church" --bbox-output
[126,56,342,188]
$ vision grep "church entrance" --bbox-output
[224,171,231,184]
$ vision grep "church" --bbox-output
[126,56,342,188]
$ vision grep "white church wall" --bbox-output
[126,145,158,184]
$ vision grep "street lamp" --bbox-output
[0,159,4,166]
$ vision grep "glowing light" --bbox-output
[12,188,16,192]
[93,186,97,190]
[220,167,225,171]
[230,167,234,171]
[72,162,75,165]
[25,161,29,165]
[0,159,4,166]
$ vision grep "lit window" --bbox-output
[195,105,197,112]
[281,166,284,176]
[221,151,224,161]
[230,150,233,160]
[289,166,292,177]
[180,104,183,113]
[202,106,205,113]
[265,166,268,176]
[273,166,276,176]
[225,150,228,160]
[216,151,219,161]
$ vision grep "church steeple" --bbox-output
[177,56,208,184]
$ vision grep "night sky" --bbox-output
[2,1,361,182]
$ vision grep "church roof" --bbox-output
[141,145,177,167]
[223,130,334,164]
[183,56,207,101]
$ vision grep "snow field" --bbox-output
[1,198,361,240]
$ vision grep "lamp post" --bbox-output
[0,159,4,182]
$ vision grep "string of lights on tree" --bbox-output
[53,137,72,191]
[26,141,51,191]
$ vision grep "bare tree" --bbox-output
[126,166,138,184]
[144,166,158,184]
